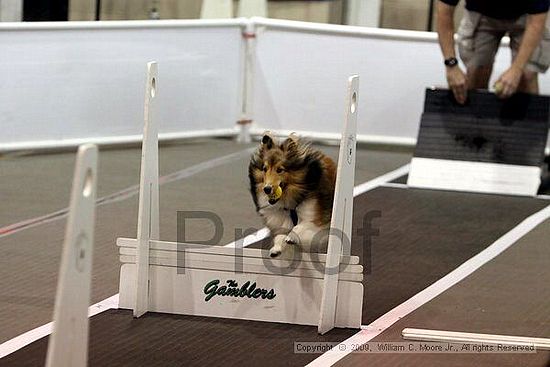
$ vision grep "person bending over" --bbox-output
[437,0,550,103]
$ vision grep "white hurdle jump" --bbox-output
[46,144,98,367]
[117,63,363,333]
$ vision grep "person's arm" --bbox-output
[437,1,467,104]
[495,12,548,97]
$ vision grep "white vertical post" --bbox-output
[238,0,267,18]
[200,0,233,19]
[346,0,381,27]
[237,20,255,144]
[0,0,23,21]
[318,75,359,335]
[45,144,98,367]
[134,62,160,318]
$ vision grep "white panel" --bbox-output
[252,18,550,144]
[0,20,244,150]
[408,157,542,196]
[119,264,363,328]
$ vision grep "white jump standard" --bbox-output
[117,62,363,334]
[46,144,98,367]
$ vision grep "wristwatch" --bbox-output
[444,57,459,67]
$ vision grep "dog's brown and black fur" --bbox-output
[248,133,336,256]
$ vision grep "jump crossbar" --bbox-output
[119,256,363,282]
[117,237,360,264]
[119,249,362,274]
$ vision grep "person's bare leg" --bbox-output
[467,65,493,89]
[518,70,539,94]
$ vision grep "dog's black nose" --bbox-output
[263,186,272,194]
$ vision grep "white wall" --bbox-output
[251,18,550,144]
[0,20,245,150]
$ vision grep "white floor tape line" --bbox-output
[307,203,550,366]
[0,295,119,359]
[0,163,411,359]
[380,182,408,189]
[353,164,409,196]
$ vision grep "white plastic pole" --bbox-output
[402,328,550,351]
[134,62,160,317]
[238,0,267,18]
[45,144,98,367]
[346,0,381,27]
[237,20,255,144]
[200,0,233,19]
[318,75,359,334]
[0,0,23,22]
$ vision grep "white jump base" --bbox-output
[118,239,363,328]
[117,63,363,334]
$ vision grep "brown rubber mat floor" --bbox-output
[249,187,549,323]
[0,141,411,343]
[335,218,550,367]
[1,187,547,367]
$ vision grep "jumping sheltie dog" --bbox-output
[248,133,336,257]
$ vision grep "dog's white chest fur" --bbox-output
[259,198,326,256]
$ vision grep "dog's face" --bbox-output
[249,133,304,206]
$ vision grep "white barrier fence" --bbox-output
[0,19,245,150]
[1,17,549,151]
[251,17,550,145]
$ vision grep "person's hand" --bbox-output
[494,66,522,98]
[446,67,468,104]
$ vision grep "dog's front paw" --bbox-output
[284,232,299,245]
[270,235,286,257]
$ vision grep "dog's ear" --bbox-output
[281,133,299,152]
[261,132,274,150]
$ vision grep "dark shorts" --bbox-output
[457,10,550,73]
